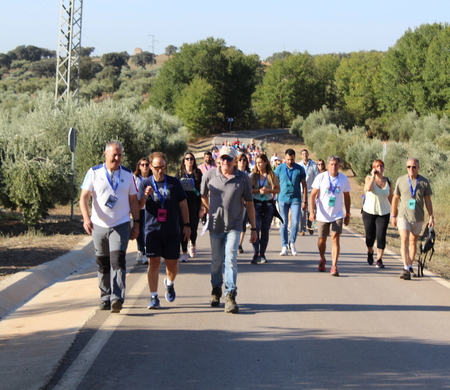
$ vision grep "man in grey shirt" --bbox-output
[201,146,257,313]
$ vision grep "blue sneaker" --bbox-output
[164,278,176,302]
[147,295,160,310]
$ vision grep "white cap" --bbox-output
[219,146,237,159]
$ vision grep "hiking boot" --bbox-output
[408,266,417,277]
[210,287,222,307]
[148,295,160,309]
[111,299,122,313]
[164,278,176,302]
[367,252,374,265]
[238,245,244,254]
[251,254,259,264]
[376,259,385,268]
[400,269,411,280]
[318,259,326,272]
[259,255,267,264]
[225,291,239,313]
[330,266,339,276]
[99,300,111,310]
[290,242,298,256]
[280,246,289,256]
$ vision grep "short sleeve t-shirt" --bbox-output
[81,164,137,228]
[311,172,351,223]
[138,175,187,236]
[275,163,306,203]
[394,174,432,222]
[201,167,253,233]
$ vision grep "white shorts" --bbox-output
[397,218,423,236]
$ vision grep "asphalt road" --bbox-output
[1,221,450,390]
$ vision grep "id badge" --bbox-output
[157,208,167,222]
[328,196,336,207]
[408,199,416,210]
[105,194,118,209]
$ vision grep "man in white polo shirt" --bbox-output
[80,140,140,313]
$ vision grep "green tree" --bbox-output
[131,51,154,68]
[0,53,12,69]
[314,54,342,111]
[335,51,383,125]
[101,52,130,69]
[28,58,57,78]
[165,45,178,56]
[265,51,292,63]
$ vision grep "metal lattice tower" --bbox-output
[55,0,83,104]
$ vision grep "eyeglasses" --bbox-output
[407,166,417,169]
[220,156,234,162]
[152,165,166,170]
[140,163,149,167]
[239,159,248,162]
[185,157,194,161]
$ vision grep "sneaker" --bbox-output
[210,287,222,307]
[140,255,148,265]
[111,299,122,313]
[259,255,267,264]
[136,251,143,262]
[367,252,374,265]
[376,259,385,268]
[238,245,244,254]
[290,242,298,256]
[400,269,411,280]
[148,295,160,309]
[164,278,176,302]
[330,266,339,276]
[225,291,239,313]
[180,253,189,263]
[318,259,326,272]
[99,300,111,310]
[188,243,197,258]
[408,266,417,277]
[299,231,305,236]
[251,254,259,264]
[280,246,289,256]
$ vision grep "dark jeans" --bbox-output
[252,201,275,256]
[362,210,390,250]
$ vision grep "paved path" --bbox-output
[1,220,450,389]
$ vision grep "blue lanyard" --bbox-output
[285,165,294,182]
[151,175,167,207]
[408,176,418,197]
[258,174,268,189]
[328,173,339,195]
[104,164,120,193]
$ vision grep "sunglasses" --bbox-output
[239,159,248,162]
[185,157,194,161]
[220,156,234,162]
[152,165,166,170]
[140,163,149,167]
[407,166,417,169]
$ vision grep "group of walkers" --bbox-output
[80,140,435,315]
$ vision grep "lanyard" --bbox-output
[151,175,167,208]
[104,164,120,193]
[328,173,339,195]
[258,174,268,189]
[408,176,418,197]
[285,165,294,183]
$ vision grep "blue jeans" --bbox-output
[209,230,240,295]
[279,201,300,247]
[252,201,275,256]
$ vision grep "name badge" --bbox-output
[105,194,118,209]
[157,208,167,222]
[408,199,416,210]
[328,196,336,207]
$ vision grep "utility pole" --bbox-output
[55,0,83,104]
[148,34,158,63]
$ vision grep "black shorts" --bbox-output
[145,233,180,260]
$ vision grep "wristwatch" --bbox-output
[184,223,191,227]
[133,219,141,223]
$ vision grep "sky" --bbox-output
[1,0,448,60]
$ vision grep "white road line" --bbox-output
[53,270,149,390]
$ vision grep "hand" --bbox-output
[144,186,153,197]
[391,216,397,228]
[249,230,257,244]
[183,226,191,242]
[130,224,139,240]
[344,214,350,226]
[83,220,93,235]
[309,212,316,222]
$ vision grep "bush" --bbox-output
[346,140,384,184]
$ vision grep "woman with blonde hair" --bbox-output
[249,154,280,264]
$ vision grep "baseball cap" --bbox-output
[219,146,237,159]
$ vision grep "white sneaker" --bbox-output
[136,251,144,263]
[280,246,289,256]
[188,243,197,258]
[140,254,148,265]
[290,242,298,256]
[180,253,189,262]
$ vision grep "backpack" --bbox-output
[417,225,436,277]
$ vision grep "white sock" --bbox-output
[166,279,173,286]
[151,292,158,297]
[404,266,410,271]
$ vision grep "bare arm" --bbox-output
[179,199,191,242]
[343,191,351,226]
[129,194,140,240]
[391,194,400,227]
[201,194,209,213]
[245,200,257,244]
[424,195,434,227]
[309,188,319,222]
[301,179,308,210]
[80,189,93,235]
